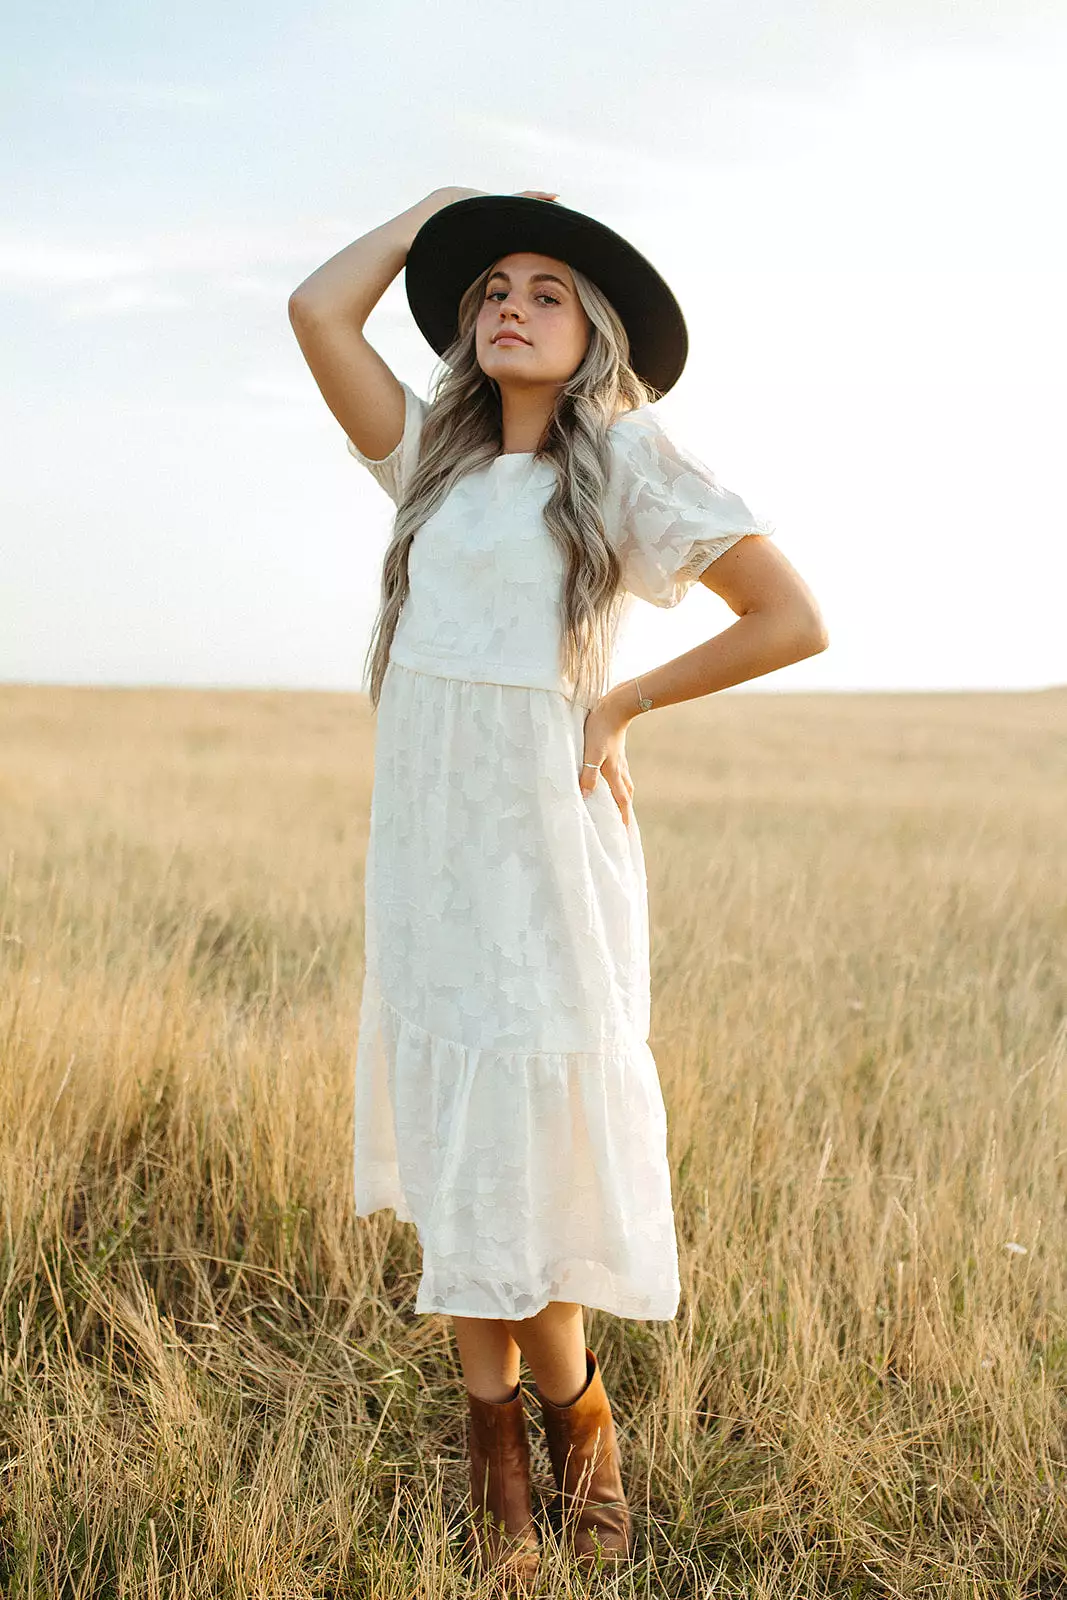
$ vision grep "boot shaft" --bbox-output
[536,1347,626,1503]
[465,1381,541,1584]
[535,1346,633,1558]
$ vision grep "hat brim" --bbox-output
[404,195,688,397]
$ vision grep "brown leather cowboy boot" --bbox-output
[535,1346,633,1563]
[465,1379,541,1593]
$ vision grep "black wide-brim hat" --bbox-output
[404,194,689,397]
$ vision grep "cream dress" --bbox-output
[346,384,773,1320]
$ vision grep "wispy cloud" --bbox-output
[450,97,841,182]
[67,79,231,111]
[0,226,355,318]
[55,283,192,320]
[1,222,357,282]
[451,112,712,187]
[0,244,151,288]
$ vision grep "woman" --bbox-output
[289,186,827,1591]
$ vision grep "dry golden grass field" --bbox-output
[1,682,1065,1599]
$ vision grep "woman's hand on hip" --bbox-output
[579,689,636,823]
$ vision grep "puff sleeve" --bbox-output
[345,381,429,505]
[606,408,776,608]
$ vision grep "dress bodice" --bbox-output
[346,383,774,702]
[389,451,589,697]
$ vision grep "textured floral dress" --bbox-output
[346,383,773,1321]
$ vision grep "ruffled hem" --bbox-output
[353,988,681,1322]
[415,1256,681,1322]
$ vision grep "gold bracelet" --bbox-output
[633,675,653,713]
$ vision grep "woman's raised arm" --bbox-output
[288,187,469,460]
[287,187,558,459]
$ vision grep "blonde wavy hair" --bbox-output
[362,260,660,712]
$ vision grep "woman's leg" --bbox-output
[451,1300,588,1403]
[509,1300,588,1405]
[454,1302,629,1564]
[454,1316,542,1583]
[452,1316,523,1401]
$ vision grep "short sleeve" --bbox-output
[606,408,776,608]
[345,381,430,505]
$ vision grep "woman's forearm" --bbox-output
[607,605,828,723]
[288,187,460,330]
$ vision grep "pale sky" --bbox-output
[3,1,1065,693]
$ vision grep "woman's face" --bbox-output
[475,252,592,388]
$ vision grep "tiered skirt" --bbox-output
[353,658,681,1321]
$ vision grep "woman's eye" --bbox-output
[486,291,560,305]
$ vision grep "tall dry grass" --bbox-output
[0,682,1065,1598]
